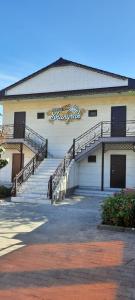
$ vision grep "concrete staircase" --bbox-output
[11,159,62,204]
[73,187,120,198]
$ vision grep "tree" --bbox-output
[0,147,9,169]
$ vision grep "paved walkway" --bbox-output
[0,196,135,299]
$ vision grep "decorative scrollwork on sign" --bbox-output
[47,104,85,124]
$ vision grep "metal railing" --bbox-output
[0,124,48,196]
[48,145,73,201]
[11,142,48,196]
[74,120,135,156]
[0,124,47,151]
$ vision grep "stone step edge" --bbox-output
[11,197,50,204]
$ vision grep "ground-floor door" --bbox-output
[12,153,24,181]
[110,155,126,188]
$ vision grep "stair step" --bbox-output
[14,158,62,204]
[27,178,49,183]
[11,197,50,204]
[29,174,50,178]
[27,181,49,185]
[18,190,48,195]
[30,174,52,178]
[35,171,56,175]
[73,189,115,198]
[39,165,60,167]
[18,192,48,197]
[24,182,48,187]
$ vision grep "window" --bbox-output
[37,113,45,119]
[88,155,96,163]
[88,110,97,117]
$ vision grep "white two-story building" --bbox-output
[0,57,135,203]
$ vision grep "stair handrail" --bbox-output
[75,122,101,142]
[74,122,102,155]
[11,140,48,196]
[25,125,47,143]
[48,145,73,201]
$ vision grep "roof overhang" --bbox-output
[0,86,135,103]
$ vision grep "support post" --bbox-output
[45,139,48,158]
[20,143,24,182]
[49,175,53,202]
[101,143,105,191]
[20,143,23,169]
[73,138,75,159]
[63,158,66,174]
[32,157,35,174]
[15,177,17,197]
[101,121,103,137]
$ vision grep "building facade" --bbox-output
[0,58,135,202]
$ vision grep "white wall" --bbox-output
[67,160,79,189]
[78,149,135,189]
[78,147,102,189]
[6,66,128,95]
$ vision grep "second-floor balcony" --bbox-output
[0,124,47,154]
[73,120,135,159]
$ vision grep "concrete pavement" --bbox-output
[0,196,135,299]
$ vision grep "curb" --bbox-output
[97,224,135,233]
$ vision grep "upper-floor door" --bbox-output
[14,112,26,138]
[111,106,126,137]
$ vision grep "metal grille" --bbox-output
[105,143,134,152]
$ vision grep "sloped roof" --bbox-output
[0,57,129,94]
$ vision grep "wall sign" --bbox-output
[47,104,85,124]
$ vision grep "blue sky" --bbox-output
[0,0,135,92]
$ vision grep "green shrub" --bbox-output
[0,159,9,169]
[0,186,11,198]
[102,191,135,228]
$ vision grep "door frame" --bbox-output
[110,154,126,188]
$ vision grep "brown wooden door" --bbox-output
[12,153,24,181]
[14,112,26,138]
[110,155,126,188]
[111,106,126,137]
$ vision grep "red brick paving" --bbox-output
[0,241,123,272]
[0,241,124,300]
[0,283,117,300]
